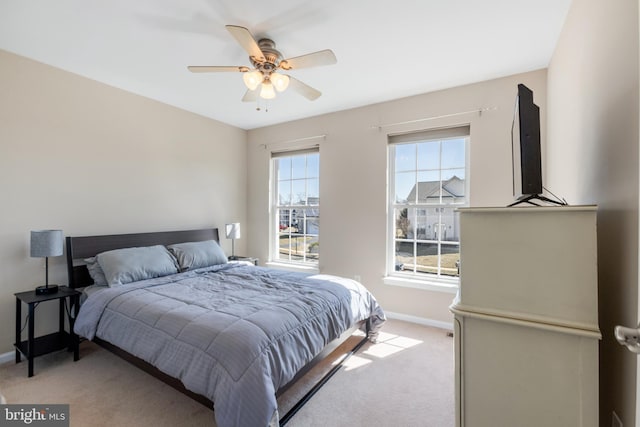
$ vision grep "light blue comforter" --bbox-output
[74,263,385,427]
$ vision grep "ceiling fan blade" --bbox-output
[279,49,337,70]
[188,66,248,73]
[242,88,260,102]
[288,76,321,101]
[226,25,265,62]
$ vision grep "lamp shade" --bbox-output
[225,223,241,240]
[243,70,263,91]
[260,81,276,99]
[270,72,290,92]
[30,230,63,258]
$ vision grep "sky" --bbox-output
[394,138,466,203]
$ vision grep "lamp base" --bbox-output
[35,284,59,295]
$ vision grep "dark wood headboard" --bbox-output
[66,228,219,288]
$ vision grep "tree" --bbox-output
[396,208,410,238]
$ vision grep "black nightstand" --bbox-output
[14,286,81,377]
[228,256,259,266]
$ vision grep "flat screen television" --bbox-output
[511,83,543,202]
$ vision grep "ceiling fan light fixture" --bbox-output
[260,81,276,99]
[188,25,337,103]
[270,72,290,92]
[242,70,263,91]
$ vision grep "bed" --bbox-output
[67,228,385,427]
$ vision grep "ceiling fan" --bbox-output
[188,25,337,102]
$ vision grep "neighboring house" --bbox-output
[403,176,465,241]
[278,196,319,235]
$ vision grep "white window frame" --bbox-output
[269,148,320,269]
[386,126,470,291]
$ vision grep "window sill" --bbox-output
[383,275,459,294]
[265,261,319,273]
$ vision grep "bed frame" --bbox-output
[66,228,367,425]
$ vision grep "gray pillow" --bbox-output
[167,240,228,271]
[96,245,179,286]
[84,256,108,286]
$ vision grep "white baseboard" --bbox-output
[385,311,453,331]
[0,350,14,365]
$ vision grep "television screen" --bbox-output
[512,84,542,200]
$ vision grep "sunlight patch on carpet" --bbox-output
[364,342,406,358]
[384,335,423,349]
[334,331,425,371]
[364,332,424,359]
[340,354,372,371]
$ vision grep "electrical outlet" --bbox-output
[354,275,361,282]
[612,411,623,427]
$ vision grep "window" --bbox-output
[272,149,319,266]
[388,126,469,283]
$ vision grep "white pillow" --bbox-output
[96,245,179,286]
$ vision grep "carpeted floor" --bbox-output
[0,319,454,426]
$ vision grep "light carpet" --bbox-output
[0,319,454,426]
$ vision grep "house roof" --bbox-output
[405,176,465,202]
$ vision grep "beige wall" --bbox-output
[247,69,547,325]
[6,5,633,418]
[547,0,639,425]
[0,50,247,353]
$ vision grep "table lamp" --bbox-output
[30,229,63,295]
[225,223,241,260]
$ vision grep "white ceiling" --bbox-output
[0,0,571,130]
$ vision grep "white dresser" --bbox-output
[450,206,600,427]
